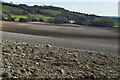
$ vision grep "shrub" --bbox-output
[31,18,38,22]
[39,18,44,22]
[2,16,6,21]
[47,18,54,23]
[19,18,28,22]
[10,17,15,21]
[27,15,38,22]
[4,16,15,21]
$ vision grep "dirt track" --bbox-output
[1,21,119,55]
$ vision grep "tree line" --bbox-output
[2,14,45,22]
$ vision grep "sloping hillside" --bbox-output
[2,5,24,13]
[41,9,62,16]
[1,2,119,27]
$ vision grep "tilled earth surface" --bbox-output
[1,40,120,79]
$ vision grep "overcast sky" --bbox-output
[2,0,119,16]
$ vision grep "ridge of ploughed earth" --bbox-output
[1,21,119,55]
[1,40,120,79]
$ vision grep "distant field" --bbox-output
[2,5,52,22]
[2,5,24,13]
[12,15,27,21]
[30,14,52,21]
[12,15,52,22]
[41,9,61,16]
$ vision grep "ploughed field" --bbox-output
[1,40,120,79]
[0,21,119,79]
[1,21,118,54]
[2,21,118,38]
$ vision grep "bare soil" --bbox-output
[1,40,120,79]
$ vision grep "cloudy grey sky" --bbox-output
[2,0,119,16]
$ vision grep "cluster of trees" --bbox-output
[47,17,68,24]
[89,20,114,27]
[19,17,45,22]
[2,14,45,22]
[51,12,114,27]
[2,14,15,21]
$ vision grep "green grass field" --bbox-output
[12,15,27,21]
[2,5,24,13]
[12,15,52,22]
[29,14,52,21]
[41,9,61,16]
